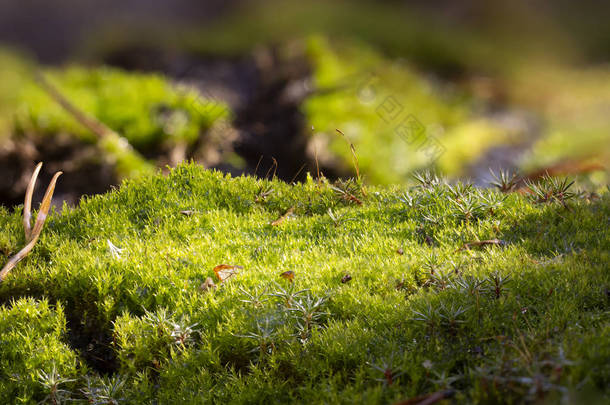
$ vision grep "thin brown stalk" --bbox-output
[35,72,116,138]
[0,236,42,281]
[336,129,366,196]
[335,129,360,179]
[289,163,307,184]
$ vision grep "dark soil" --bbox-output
[64,310,119,375]
[0,133,117,208]
[104,45,327,181]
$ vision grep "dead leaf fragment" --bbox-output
[280,270,295,282]
[396,248,404,255]
[200,277,217,292]
[341,274,352,283]
[271,206,295,226]
[180,210,195,216]
[458,239,507,252]
[213,264,242,282]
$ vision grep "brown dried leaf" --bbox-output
[458,239,507,252]
[213,264,242,282]
[280,270,295,282]
[199,277,217,292]
[271,206,295,226]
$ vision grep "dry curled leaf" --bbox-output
[341,274,352,283]
[199,277,217,292]
[396,248,404,255]
[0,163,62,282]
[271,206,295,226]
[280,270,295,283]
[213,264,242,282]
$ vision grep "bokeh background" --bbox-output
[1,0,608,206]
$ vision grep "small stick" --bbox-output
[35,71,115,139]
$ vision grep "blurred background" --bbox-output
[1,0,608,207]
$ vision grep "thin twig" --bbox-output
[289,163,307,184]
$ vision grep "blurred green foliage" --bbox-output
[14,66,229,149]
[0,49,230,179]
[303,36,514,183]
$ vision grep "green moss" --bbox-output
[0,163,608,403]
[0,298,80,403]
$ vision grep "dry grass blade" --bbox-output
[31,171,62,238]
[0,164,62,282]
[23,162,43,241]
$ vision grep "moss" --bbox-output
[0,298,81,403]
[0,163,608,403]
